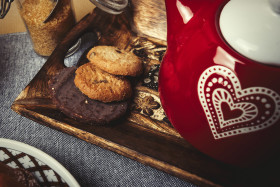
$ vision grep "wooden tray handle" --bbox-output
[46,12,97,67]
[46,8,131,68]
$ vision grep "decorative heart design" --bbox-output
[198,65,280,139]
[212,89,258,129]
[220,102,243,121]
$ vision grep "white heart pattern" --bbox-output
[198,65,280,139]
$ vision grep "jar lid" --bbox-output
[219,0,280,66]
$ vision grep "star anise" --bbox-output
[134,96,160,116]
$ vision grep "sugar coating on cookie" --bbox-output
[87,46,143,76]
[74,63,132,103]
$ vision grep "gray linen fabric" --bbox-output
[0,32,196,187]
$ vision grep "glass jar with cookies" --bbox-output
[16,0,80,57]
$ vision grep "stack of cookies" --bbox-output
[49,46,143,124]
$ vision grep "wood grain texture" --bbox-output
[130,0,167,41]
[11,2,280,187]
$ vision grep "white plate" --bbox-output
[0,138,80,187]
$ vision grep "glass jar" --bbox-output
[16,0,80,57]
[89,0,128,14]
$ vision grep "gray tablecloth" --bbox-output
[0,32,195,187]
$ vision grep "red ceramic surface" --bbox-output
[159,0,280,167]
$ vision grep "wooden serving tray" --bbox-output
[12,1,280,186]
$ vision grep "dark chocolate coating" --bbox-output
[0,162,40,187]
[49,67,128,124]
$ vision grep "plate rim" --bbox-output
[0,138,80,187]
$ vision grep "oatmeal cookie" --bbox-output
[87,46,143,76]
[74,63,132,103]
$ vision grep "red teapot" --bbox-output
[159,0,280,167]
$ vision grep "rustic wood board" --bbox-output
[11,2,280,187]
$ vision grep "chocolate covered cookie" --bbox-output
[87,46,143,76]
[49,67,128,124]
[0,162,40,187]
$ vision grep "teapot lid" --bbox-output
[219,0,280,66]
